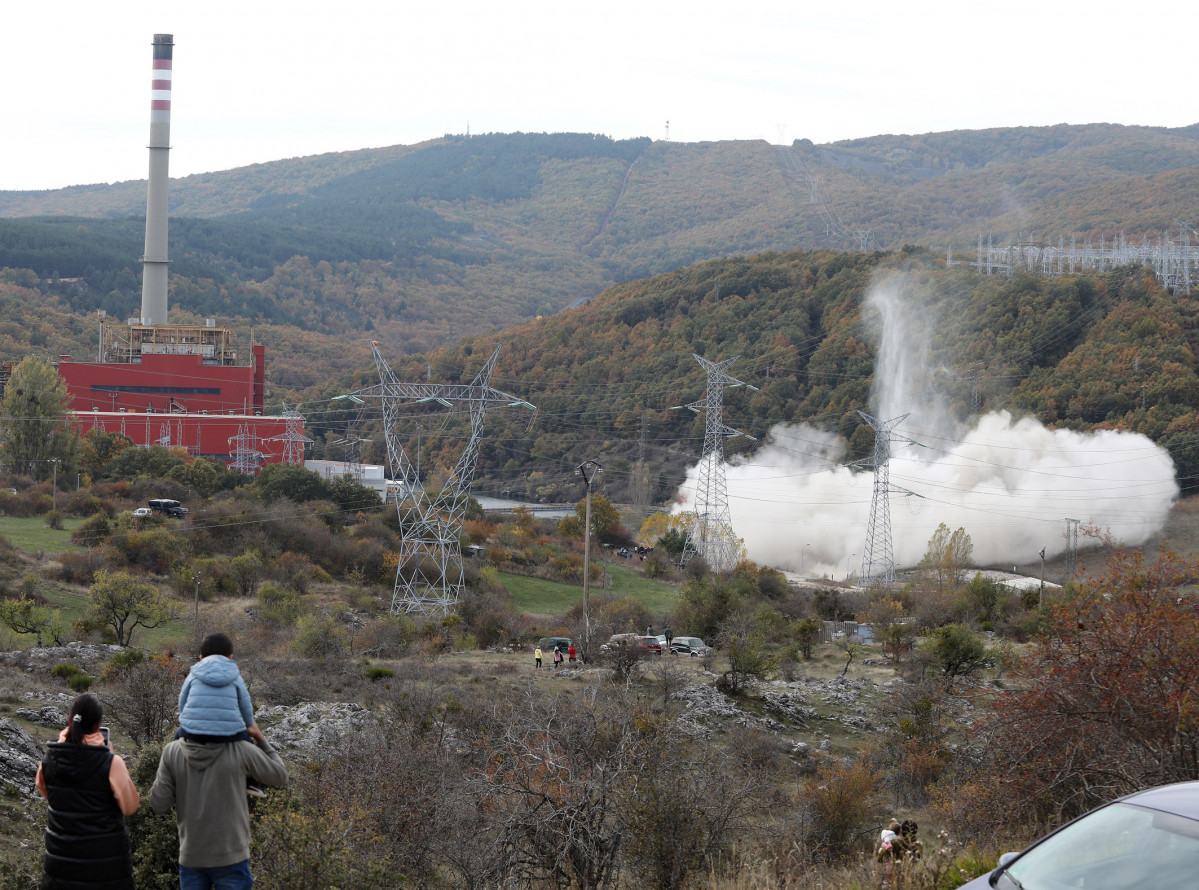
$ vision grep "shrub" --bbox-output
[72,513,113,547]
[44,510,64,530]
[365,666,394,681]
[257,582,306,626]
[794,617,820,660]
[718,635,777,694]
[102,648,147,681]
[50,662,82,680]
[293,614,348,661]
[799,761,881,860]
[68,672,93,692]
[924,623,990,687]
[57,549,104,585]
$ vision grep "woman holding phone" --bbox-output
[36,693,139,890]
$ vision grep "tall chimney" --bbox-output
[140,33,173,325]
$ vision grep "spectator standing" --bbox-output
[38,693,139,890]
[150,723,287,889]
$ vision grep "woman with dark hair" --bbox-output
[36,693,139,890]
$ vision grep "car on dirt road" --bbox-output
[668,637,713,657]
[955,780,1199,889]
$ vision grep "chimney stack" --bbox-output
[140,33,173,325]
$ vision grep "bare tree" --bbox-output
[102,655,185,749]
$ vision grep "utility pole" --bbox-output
[51,460,59,512]
[193,572,202,623]
[1039,547,1046,610]
[576,460,602,658]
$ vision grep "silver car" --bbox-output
[956,780,1199,889]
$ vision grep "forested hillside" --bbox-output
[2,126,1198,354]
[292,249,1199,505]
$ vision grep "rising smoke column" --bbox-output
[674,273,1179,575]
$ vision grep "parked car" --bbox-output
[634,635,662,655]
[955,780,1199,889]
[600,633,638,652]
[148,498,188,518]
[537,637,572,654]
[131,507,152,518]
[669,637,713,657]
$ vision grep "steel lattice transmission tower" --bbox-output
[357,342,534,615]
[1064,517,1081,578]
[676,354,757,573]
[330,394,369,474]
[267,404,313,465]
[227,424,264,475]
[858,410,910,586]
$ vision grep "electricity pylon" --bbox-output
[227,424,264,475]
[1064,518,1080,578]
[674,354,757,573]
[356,342,534,615]
[858,410,909,586]
[267,403,312,465]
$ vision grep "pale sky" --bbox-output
[3,0,1196,191]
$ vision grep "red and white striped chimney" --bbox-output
[140,33,173,325]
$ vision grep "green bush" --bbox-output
[72,512,113,547]
[50,662,82,680]
[365,666,394,681]
[103,648,147,681]
[68,672,94,692]
[292,614,348,661]
[257,581,307,626]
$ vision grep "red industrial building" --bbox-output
[57,321,294,468]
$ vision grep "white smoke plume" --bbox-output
[674,274,1179,576]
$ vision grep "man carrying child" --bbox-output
[151,633,288,890]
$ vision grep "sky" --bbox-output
[3,1,1197,191]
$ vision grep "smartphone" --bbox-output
[100,726,110,746]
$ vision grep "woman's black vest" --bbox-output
[40,742,134,890]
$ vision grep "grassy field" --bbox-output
[501,561,680,618]
[0,516,86,555]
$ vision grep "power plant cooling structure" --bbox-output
[140,33,173,325]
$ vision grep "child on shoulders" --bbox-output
[177,632,265,796]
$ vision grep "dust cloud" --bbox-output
[674,275,1179,576]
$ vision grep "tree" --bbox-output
[858,596,916,663]
[938,549,1199,836]
[102,653,185,748]
[559,493,621,541]
[229,551,265,597]
[79,570,181,647]
[793,617,820,660]
[719,635,777,693]
[0,356,77,480]
[636,512,688,548]
[0,595,65,647]
[168,457,229,498]
[79,429,134,481]
[924,623,989,687]
[252,463,331,504]
[919,523,973,595]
